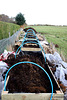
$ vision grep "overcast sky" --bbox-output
[0,0,67,25]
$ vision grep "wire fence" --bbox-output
[0,28,23,54]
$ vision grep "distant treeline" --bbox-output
[30,24,67,26]
[0,14,15,23]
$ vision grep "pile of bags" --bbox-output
[0,50,15,81]
[46,52,67,86]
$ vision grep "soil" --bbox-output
[55,44,59,48]
[23,27,37,33]
[5,52,52,93]
[26,36,36,39]
[13,45,20,52]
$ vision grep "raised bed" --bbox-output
[1,51,64,100]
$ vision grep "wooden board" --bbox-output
[21,47,41,51]
[1,93,64,100]
[25,38,37,40]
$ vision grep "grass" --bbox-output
[0,21,20,40]
[26,25,67,61]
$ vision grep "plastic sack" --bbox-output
[0,49,15,61]
[55,67,61,80]
[46,52,65,66]
[0,75,3,81]
[55,66,67,86]
[46,54,55,64]
[0,61,8,75]
[0,67,7,75]
[55,66,66,81]
[61,61,67,69]
[60,66,65,82]
[0,61,8,81]
[0,81,4,93]
[0,61,8,68]
[49,54,55,63]
[62,79,67,86]
[46,54,52,62]
[40,41,49,46]
[54,52,62,64]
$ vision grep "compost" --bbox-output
[5,52,52,93]
[23,27,37,33]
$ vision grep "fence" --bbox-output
[0,28,23,54]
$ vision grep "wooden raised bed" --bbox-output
[1,50,64,100]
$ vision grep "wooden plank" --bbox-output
[2,91,8,94]
[21,47,41,51]
[2,76,9,91]
[56,90,62,93]
[42,52,63,93]
[1,93,64,100]
[47,65,63,93]
[52,93,64,100]
[25,38,37,40]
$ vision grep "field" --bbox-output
[26,25,67,62]
[0,21,20,40]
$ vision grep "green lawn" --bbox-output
[26,25,67,61]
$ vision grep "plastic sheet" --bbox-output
[46,52,67,86]
[0,61,8,81]
[40,41,49,45]
[55,66,67,86]
[0,50,15,61]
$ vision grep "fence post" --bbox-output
[9,32,10,37]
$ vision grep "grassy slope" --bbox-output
[26,26,67,61]
[0,21,20,40]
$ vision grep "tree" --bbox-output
[15,13,25,25]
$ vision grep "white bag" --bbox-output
[55,66,67,86]
[54,52,62,64]
[0,61,8,68]
[61,61,67,69]
[0,61,8,81]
